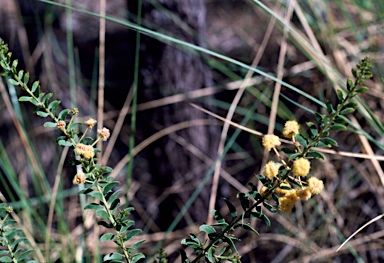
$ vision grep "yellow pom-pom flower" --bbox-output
[263,161,281,180]
[296,187,312,200]
[279,192,299,213]
[262,134,281,152]
[308,177,324,195]
[283,120,300,139]
[292,158,311,177]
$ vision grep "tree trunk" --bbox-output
[130,0,219,228]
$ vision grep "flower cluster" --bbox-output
[260,120,324,212]
[70,118,110,184]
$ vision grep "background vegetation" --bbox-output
[1,0,384,262]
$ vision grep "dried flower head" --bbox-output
[57,120,66,130]
[292,158,311,177]
[263,161,281,180]
[262,134,281,152]
[98,127,110,141]
[283,120,300,139]
[308,177,324,195]
[85,118,97,128]
[73,172,86,184]
[279,192,299,213]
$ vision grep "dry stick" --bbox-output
[45,146,69,260]
[191,103,384,161]
[102,84,134,165]
[97,0,106,155]
[262,0,294,169]
[94,0,106,261]
[206,8,278,228]
[110,119,220,178]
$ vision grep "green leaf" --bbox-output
[8,78,19,86]
[109,199,120,212]
[325,101,334,114]
[47,100,60,114]
[84,203,104,211]
[100,233,115,242]
[88,191,104,201]
[320,137,338,147]
[29,98,40,106]
[0,256,13,262]
[16,249,34,261]
[340,107,355,115]
[19,96,32,102]
[43,122,57,128]
[125,229,142,241]
[199,225,216,235]
[107,189,122,204]
[237,193,249,210]
[334,115,348,124]
[295,134,307,147]
[347,79,354,91]
[103,182,119,195]
[336,89,344,101]
[307,151,325,160]
[223,198,237,221]
[263,201,278,213]
[10,237,27,252]
[261,214,271,226]
[355,86,368,93]
[58,109,71,120]
[330,124,347,131]
[131,239,145,251]
[287,152,300,160]
[98,221,113,229]
[351,68,357,78]
[36,111,49,117]
[31,81,39,93]
[237,222,259,235]
[12,59,18,69]
[103,253,123,260]
[211,222,229,231]
[23,72,29,84]
[58,140,72,147]
[17,70,23,80]
[210,209,225,223]
[207,247,215,263]
[307,122,318,139]
[222,236,236,249]
[131,253,145,263]
[42,93,53,106]
[96,210,110,220]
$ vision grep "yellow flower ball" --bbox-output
[279,192,299,213]
[283,120,300,139]
[308,177,324,195]
[263,161,281,180]
[262,134,281,152]
[296,188,312,200]
[292,158,311,177]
